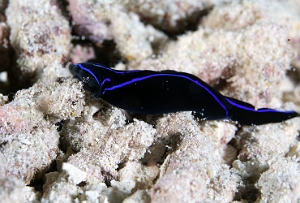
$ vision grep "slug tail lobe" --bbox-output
[226,97,299,125]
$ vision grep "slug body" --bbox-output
[69,63,299,125]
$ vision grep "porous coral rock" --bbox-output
[151,112,241,202]
[203,0,300,71]
[0,93,7,105]
[200,120,237,164]
[203,0,300,110]
[41,172,78,203]
[68,0,167,62]
[62,162,88,185]
[67,119,156,182]
[120,0,218,33]
[0,0,300,202]
[0,77,84,184]
[123,190,151,203]
[235,118,299,162]
[231,116,299,201]
[119,161,159,190]
[41,163,139,203]
[110,11,158,62]
[256,157,300,203]
[35,77,85,119]
[6,0,71,81]
[0,176,26,203]
[69,44,96,65]
[0,99,60,183]
[62,98,127,152]
[68,0,113,44]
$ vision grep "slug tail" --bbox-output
[225,97,299,125]
[231,107,299,125]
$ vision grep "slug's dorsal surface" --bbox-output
[69,63,299,125]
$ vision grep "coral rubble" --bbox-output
[0,0,300,202]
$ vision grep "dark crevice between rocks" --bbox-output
[233,180,260,203]
[296,130,300,141]
[55,120,64,132]
[28,159,58,193]
[138,7,212,38]
[54,0,71,23]
[102,170,116,187]
[0,141,8,149]
[141,132,183,165]
[4,55,38,97]
[287,66,300,84]
[59,121,76,153]
[71,37,123,68]
[232,163,263,202]
[88,40,123,67]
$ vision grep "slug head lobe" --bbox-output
[69,63,102,98]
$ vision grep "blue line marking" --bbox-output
[78,64,101,86]
[257,109,295,114]
[103,73,229,118]
[101,78,111,87]
[226,97,293,114]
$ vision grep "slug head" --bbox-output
[69,63,103,98]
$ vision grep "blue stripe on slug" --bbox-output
[102,73,229,118]
[69,63,299,125]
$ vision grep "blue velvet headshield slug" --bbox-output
[69,63,299,125]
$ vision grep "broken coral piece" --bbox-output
[0,0,299,202]
[68,0,167,62]
[42,162,140,203]
[235,117,299,162]
[121,0,217,33]
[0,77,84,184]
[151,112,241,202]
[256,157,300,203]
[66,118,156,182]
[203,0,300,71]
[5,0,71,83]
[0,93,7,105]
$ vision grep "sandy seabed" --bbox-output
[0,0,300,202]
